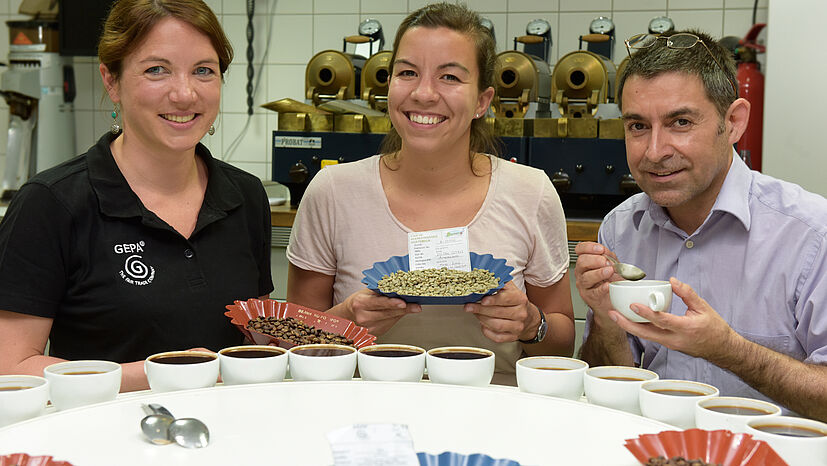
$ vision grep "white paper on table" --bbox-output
[327,423,420,466]
[407,227,471,271]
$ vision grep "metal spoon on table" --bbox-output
[605,255,646,281]
[140,404,174,445]
[140,403,210,448]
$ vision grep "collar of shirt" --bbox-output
[631,149,753,237]
[87,132,243,221]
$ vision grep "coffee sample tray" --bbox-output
[224,299,377,349]
[361,253,514,305]
[624,429,786,466]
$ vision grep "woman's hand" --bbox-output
[342,289,421,336]
[463,282,538,343]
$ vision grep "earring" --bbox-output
[208,124,215,136]
[111,104,121,134]
[475,113,479,118]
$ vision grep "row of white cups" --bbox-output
[515,356,827,466]
[0,343,493,427]
[2,343,825,464]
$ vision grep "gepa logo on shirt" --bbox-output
[115,240,155,286]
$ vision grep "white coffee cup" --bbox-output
[609,280,672,323]
[218,345,288,385]
[695,396,781,433]
[288,344,357,381]
[426,346,495,387]
[584,366,659,414]
[43,360,122,411]
[516,356,588,400]
[0,375,50,427]
[746,416,827,465]
[639,379,719,429]
[357,344,426,382]
[144,351,219,392]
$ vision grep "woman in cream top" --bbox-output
[287,3,574,384]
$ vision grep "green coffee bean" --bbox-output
[376,268,499,296]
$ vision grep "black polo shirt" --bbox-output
[0,133,273,362]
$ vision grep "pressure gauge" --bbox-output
[589,16,615,35]
[526,19,551,37]
[648,16,675,34]
[357,18,385,54]
[359,18,382,38]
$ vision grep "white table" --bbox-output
[0,381,671,465]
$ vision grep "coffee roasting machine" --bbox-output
[270,18,640,218]
[1,20,75,200]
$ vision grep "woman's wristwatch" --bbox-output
[519,306,548,344]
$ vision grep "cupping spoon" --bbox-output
[140,403,210,448]
[140,404,174,445]
[605,255,646,281]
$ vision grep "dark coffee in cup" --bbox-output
[753,424,827,438]
[293,345,354,357]
[361,346,423,358]
[650,388,707,396]
[705,405,773,415]
[221,348,285,358]
[600,376,644,381]
[63,371,106,375]
[536,367,571,370]
[431,349,490,360]
[0,386,32,391]
[149,353,217,364]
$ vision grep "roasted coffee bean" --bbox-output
[646,457,720,466]
[246,316,354,347]
[377,268,499,296]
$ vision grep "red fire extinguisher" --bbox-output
[736,23,766,171]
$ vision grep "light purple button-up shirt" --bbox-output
[586,153,827,406]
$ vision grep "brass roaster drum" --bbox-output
[551,50,612,113]
[493,50,551,118]
[361,50,392,111]
[305,50,364,104]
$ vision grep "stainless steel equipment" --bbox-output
[1,20,75,200]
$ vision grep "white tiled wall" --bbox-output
[0,0,768,182]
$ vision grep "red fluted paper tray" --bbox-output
[0,454,73,466]
[224,299,377,349]
[624,429,787,466]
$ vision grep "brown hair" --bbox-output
[379,2,500,159]
[98,0,233,82]
[617,29,737,119]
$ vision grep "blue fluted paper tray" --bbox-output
[361,252,515,305]
[417,452,521,466]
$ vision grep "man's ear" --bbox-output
[99,63,120,103]
[725,97,750,145]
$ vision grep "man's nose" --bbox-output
[645,126,673,161]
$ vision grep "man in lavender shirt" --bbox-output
[574,29,827,422]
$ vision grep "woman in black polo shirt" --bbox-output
[0,0,272,391]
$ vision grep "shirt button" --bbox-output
[685,240,695,249]
[184,249,194,259]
